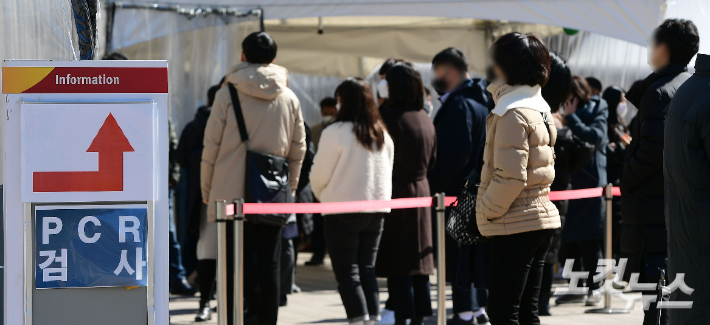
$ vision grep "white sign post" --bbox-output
[3,60,169,325]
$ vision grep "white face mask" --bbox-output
[377,79,389,99]
[617,102,628,119]
[335,103,341,111]
[322,115,334,123]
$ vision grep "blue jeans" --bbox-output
[169,187,186,281]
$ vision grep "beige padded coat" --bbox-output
[201,62,306,222]
[476,84,561,237]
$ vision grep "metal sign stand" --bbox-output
[586,184,629,314]
[435,193,447,325]
[215,200,245,325]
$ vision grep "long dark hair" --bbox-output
[603,86,625,125]
[334,78,387,151]
[541,52,572,112]
[385,63,424,110]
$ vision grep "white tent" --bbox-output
[107,0,668,130]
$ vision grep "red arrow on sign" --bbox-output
[33,113,135,192]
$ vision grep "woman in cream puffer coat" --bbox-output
[476,32,560,325]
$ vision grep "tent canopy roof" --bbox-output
[120,0,665,45]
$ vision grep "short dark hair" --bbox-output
[386,63,425,110]
[653,19,699,65]
[490,32,551,87]
[320,97,337,109]
[379,58,412,76]
[585,77,602,92]
[570,75,591,107]
[242,32,278,64]
[102,52,128,60]
[432,47,468,73]
[379,58,397,76]
[542,52,572,112]
[207,85,220,106]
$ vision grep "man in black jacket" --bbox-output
[620,19,698,325]
[176,85,219,321]
[427,47,492,325]
[664,53,710,325]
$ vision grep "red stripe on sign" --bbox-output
[23,67,168,93]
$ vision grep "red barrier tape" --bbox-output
[223,187,620,216]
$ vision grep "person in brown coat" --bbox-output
[376,64,437,325]
[476,32,560,325]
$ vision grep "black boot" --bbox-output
[194,302,212,322]
[539,291,552,316]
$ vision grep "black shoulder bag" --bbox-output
[227,83,295,227]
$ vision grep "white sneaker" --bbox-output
[376,309,394,325]
[585,289,603,306]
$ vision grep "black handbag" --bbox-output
[447,170,488,244]
[227,83,295,227]
[446,112,555,244]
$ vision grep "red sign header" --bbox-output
[3,67,168,93]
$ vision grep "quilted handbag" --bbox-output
[446,172,488,244]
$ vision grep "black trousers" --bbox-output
[387,275,433,320]
[311,213,327,259]
[198,259,216,306]
[488,229,554,325]
[227,221,282,325]
[324,213,384,322]
[560,239,603,291]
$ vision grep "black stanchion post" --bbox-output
[435,193,446,324]
[215,200,229,325]
[233,199,245,325]
[586,184,629,314]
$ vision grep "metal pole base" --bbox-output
[585,308,630,314]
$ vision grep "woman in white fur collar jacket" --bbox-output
[476,32,560,325]
[310,78,394,325]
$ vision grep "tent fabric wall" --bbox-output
[110,6,260,50]
[115,19,261,132]
[545,31,651,92]
[120,0,666,46]
[270,26,488,78]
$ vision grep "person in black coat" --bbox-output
[427,48,492,325]
[602,86,630,259]
[664,53,709,325]
[539,52,573,316]
[558,76,608,306]
[621,19,698,325]
[176,85,219,322]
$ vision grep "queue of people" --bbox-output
[144,16,706,325]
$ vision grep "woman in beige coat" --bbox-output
[476,32,560,325]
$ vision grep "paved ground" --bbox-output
[170,253,645,325]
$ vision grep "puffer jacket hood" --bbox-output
[225,62,289,101]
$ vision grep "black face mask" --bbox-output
[432,78,449,95]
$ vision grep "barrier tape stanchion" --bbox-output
[233,199,245,325]
[435,193,447,325]
[215,200,229,325]
[210,186,622,323]
[586,184,629,314]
